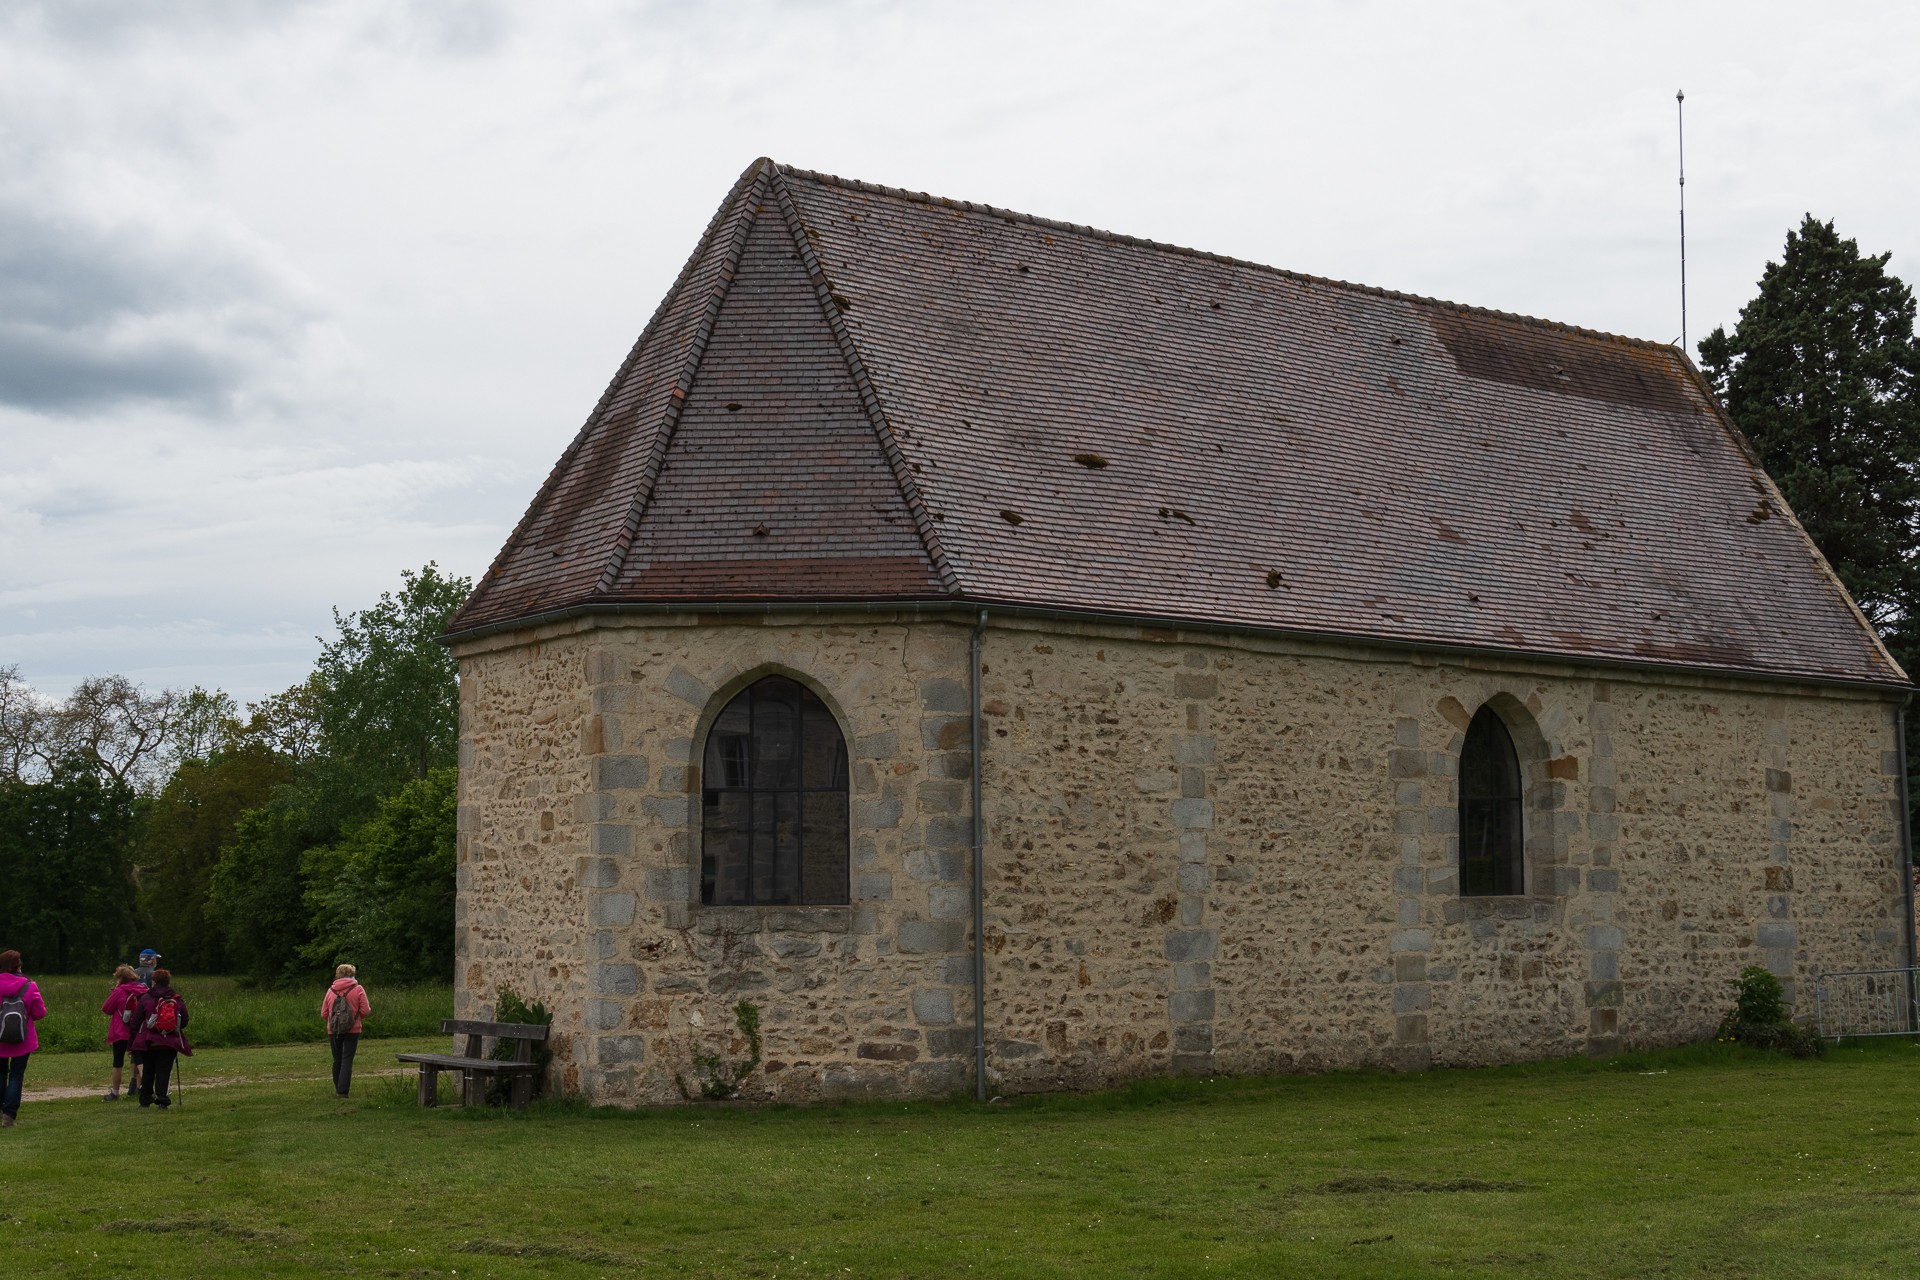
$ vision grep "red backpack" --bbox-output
[148,994,182,1035]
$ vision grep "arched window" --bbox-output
[1459,705,1524,896]
[701,675,849,906]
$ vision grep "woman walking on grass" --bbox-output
[0,950,48,1129]
[101,964,144,1101]
[129,969,192,1110]
[322,964,372,1099]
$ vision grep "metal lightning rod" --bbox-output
[1677,89,1688,353]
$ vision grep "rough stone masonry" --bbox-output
[451,611,1905,1104]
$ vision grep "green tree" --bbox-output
[206,799,322,983]
[205,565,470,983]
[1699,215,1920,634]
[302,766,458,981]
[310,562,469,817]
[141,742,294,971]
[0,763,141,971]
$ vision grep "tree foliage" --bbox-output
[205,564,470,983]
[206,800,324,984]
[1700,215,1920,636]
[310,563,467,816]
[0,763,141,972]
[302,766,458,981]
[3,564,470,983]
[141,741,294,972]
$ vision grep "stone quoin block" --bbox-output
[1170,799,1215,829]
[587,892,636,928]
[1164,930,1218,963]
[596,1036,646,1065]
[1168,989,1215,1024]
[591,824,633,855]
[594,755,649,790]
[579,857,621,888]
[912,989,955,1025]
[592,964,641,995]
[898,920,966,954]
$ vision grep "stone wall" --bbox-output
[456,613,977,1102]
[454,612,1907,1103]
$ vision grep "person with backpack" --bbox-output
[321,964,372,1099]
[126,949,159,1094]
[129,969,191,1109]
[100,964,145,1101]
[0,950,49,1129]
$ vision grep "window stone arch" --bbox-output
[1450,692,1575,902]
[696,672,851,906]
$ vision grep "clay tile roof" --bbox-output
[449,158,1906,688]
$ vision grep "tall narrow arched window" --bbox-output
[701,676,849,906]
[1459,705,1524,896]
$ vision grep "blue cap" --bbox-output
[138,949,159,959]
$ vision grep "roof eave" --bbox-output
[440,595,1912,697]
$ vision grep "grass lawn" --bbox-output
[4,1039,1920,1278]
[17,1037,445,1096]
[27,974,453,1053]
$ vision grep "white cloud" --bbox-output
[1,0,1916,699]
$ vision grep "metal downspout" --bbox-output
[971,609,989,1102]
[1898,703,1917,1031]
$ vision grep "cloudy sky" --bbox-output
[3,0,1915,705]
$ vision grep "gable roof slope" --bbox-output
[451,158,1904,689]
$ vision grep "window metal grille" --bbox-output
[1459,705,1524,896]
[701,676,849,906]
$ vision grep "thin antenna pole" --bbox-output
[1677,89,1687,353]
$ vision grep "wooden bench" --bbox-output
[397,1019,549,1109]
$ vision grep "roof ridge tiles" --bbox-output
[767,167,960,596]
[596,166,771,593]
[770,159,1683,360]
[450,159,767,631]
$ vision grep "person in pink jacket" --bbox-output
[321,964,372,1098]
[0,949,50,1128]
[100,964,145,1101]
[128,969,192,1110]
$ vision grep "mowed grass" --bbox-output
[5,1040,1920,1277]
[27,974,453,1053]
[17,1036,445,1094]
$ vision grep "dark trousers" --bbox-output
[139,1048,177,1108]
[330,1034,360,1096]
[0,1054,26,1118]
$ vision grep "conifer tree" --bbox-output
[1703,218,1920,847]
[1699,216,1920,645]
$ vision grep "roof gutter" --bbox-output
[440,597,1912,698]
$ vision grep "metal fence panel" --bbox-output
[1813,967,1920,1039]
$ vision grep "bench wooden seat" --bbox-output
[398,1018,549,1109]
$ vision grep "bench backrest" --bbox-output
[442,1018,550,1063]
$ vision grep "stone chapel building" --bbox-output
[444,158,1913,1104]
